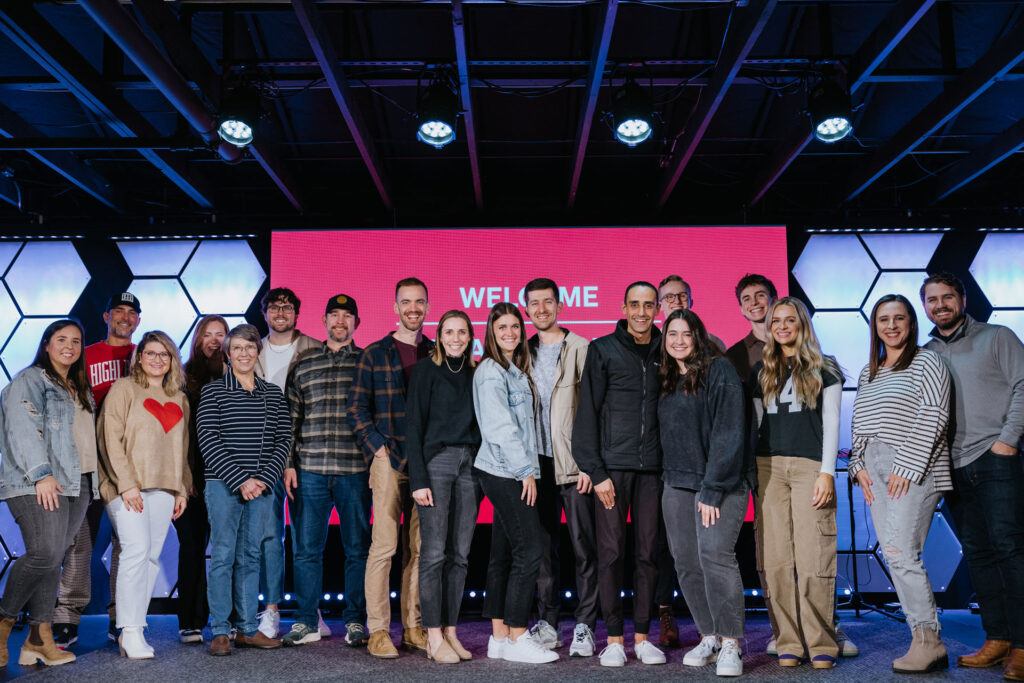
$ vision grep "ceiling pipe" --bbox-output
[77,0,242,164]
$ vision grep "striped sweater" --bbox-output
[197,371,292,492]
[850,348,952,491]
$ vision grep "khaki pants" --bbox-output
[365,455,421,634]
[755,456,838,659]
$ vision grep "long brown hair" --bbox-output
[431,310,476,368]
[758,297,840,410]
[659,309,718,395]
[867,294,919,380]
[482,302,531,375]
[130,330,185,396]
[31,319,92,412]
[184,315,228,398]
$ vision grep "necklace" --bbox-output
[444,354,466,373]
[268,339,297,354]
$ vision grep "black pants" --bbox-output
[561,482,599,630]
[173,491,210,630]
[654,516,679,607]
[595,470,660,637]
[480,470,544,629]
[535,456,561,625]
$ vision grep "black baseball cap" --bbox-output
[325,293,358,317]
[106,291,141,314]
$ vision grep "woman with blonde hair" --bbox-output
[752,297,842,669]
[98,330,191,659]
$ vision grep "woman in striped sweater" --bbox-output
[850,294,952,674]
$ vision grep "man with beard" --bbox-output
[572,281,666,668]
[922,272,1024,680]
[658,275,726,354]
[175,315,229,644]
[53,293,141,648]
[253,288,322,640]
[347,278,432,658]
[281,295,370,649]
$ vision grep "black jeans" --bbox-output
[0,475,91,624]
[480,470,544,629]
[417,447,478,628]
[535,455,561,625]
[173,491,210,630]
[595,470,660,637]
[948,449,1024,648]
[561,483,599,630]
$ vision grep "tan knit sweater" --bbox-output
[97,377,192,503]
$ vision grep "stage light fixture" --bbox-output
[809,79,853,143]
[610,78,653,147]
[218,85,261,148]
[415,79,459,149]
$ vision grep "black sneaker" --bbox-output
[344,622,367,647]
[108,623,120,642]
[53,623,78,649]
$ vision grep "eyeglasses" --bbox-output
[267,304,295,313]
[660,293,688,303]
[142,351,170,361]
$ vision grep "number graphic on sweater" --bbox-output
[766,377,802,414]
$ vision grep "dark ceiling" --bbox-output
[2,0,1024,230]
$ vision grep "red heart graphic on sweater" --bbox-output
[143,398,183,434]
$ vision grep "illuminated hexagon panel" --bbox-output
[5,241,90,314]
[126,279,198,348]
[811,311,870,383]
[181,240,266,314]
[117,240,197,276]
[862,271,931,347]
[793,235,878,309]
[839,389,855,451]
[0,241,22,275]
[0,287,19,368]
[861,233,943,269]
[1,317,64,381]
[988,310,1024,342]
[970,233,1024,308]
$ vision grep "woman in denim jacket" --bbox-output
[0,320,99,668]
[473,303,556,665]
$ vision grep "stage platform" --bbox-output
[0,610,1005,681]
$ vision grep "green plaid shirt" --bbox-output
[286,343,366,475]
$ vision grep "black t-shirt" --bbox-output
[752,361,842,461]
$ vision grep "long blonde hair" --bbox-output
[130,330,184,396]
[758,297,839,410]
[431,310,476,368]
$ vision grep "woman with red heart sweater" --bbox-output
[97,330,191,660]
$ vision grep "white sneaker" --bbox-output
[257,609,280,639]
[635,639,667,665]
[599,642,627,667]
[684,634,722,666]
[487,635,508,659]
[503,633,559,663]
[836,626,859,657]
[716,639,743,677]
[317,610,331,637]
[529,619,561,650]
[569,623,595,657]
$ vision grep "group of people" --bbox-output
[0,269,1021,680]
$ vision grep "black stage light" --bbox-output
[218,85,261,148]
[416,80,459,149]
[809,79,853,143]
[610,77,653,147]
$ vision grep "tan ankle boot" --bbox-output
[18,623,76,667]
[892,627,948,674]
[0,616,15,666]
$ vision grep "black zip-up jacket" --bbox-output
[571,320,662,486]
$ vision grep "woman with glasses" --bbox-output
[97,331,191,659]
[197,324,291,656]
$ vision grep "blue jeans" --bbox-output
[291,469,371,628]
[948,449,1024,648]
[205,479,272,638]
[259,479,287,606]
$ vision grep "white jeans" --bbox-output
[107,490,175,628]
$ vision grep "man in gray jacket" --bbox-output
[922,272,1024,680]
[523,278,595,657]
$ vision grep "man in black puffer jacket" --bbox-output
[571,281,664,668]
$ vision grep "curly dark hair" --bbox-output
[659,309,719,396]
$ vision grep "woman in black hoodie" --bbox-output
[658,309,753,678]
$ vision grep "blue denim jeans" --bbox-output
[291,469,371,628]
[948,449,1024,648]
[259,479,287,606]
[205,479,272,638]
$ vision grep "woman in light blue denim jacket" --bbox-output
[473,303,556,665]
[0,319,98,667]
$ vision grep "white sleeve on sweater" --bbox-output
[820,382,841,476]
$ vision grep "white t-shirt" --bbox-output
[264,341,297,393]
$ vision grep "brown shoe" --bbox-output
[893,628,948,674]
[959,639,1011,668]
[368,630,399,658]
[1005,648,1024,681]
[234,632,282,649]
[17,623,75,667]
[658,606,679,648]
[427,636,460,664]
[402,626,428,652]
[0,617,14,667]
[445,632,472,661]
[209,635,231,656]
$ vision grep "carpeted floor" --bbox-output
[0,610,1009,682]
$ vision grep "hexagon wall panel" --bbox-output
[811,311,869,385]
[861,233,943,269]
[4,241,90,314]
[0,242,22,275]
[970,233,1024,308]
[0,287,19,369]
[117,240,197,276]
[126,278,198,348]
[1,317,64,381]
[181,240,266,314]
[988,310,1024,341]
[793,235,878,309]
[862,271,931,347]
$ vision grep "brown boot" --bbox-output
[958,639,1011,668]
[18,623,76,667]
[1004,648,1024,681]
[402,626,428,652]
[0,617,14,666]
[893,627,948,674]
[658,606,680,648]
